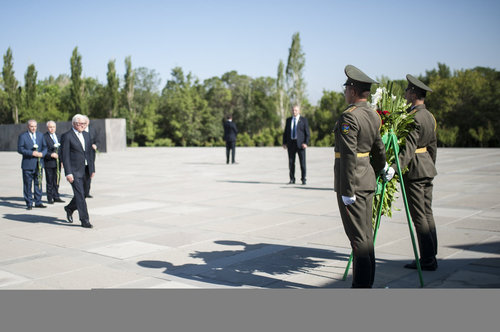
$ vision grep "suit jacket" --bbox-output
[282,115,310,148]
[43,132,62,168]
[223,121,238,142]
[17,131,47,170]
[334,101,386,197]
[62,129,95,178]
[392,104,437,180]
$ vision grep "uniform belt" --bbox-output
[415,147,427,153]
[335,152,369,158]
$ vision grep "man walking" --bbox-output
[61,114,95,228]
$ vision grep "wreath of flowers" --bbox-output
[370,82,415,227]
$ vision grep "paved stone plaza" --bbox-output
[1,147,499,289]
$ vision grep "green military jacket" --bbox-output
[391,104,437,180]
[334,101,386,197]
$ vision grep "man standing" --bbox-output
[17,119,47,210]
[62,114,95,228]
[223,114,238,164]
[334,65,386,288]
[83,115,99,198]
[282,105,310,184]
[384,74,438,271]
[43,121,64,204]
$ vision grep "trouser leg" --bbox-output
[338,191,375,288]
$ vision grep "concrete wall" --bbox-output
[0,118,126,152]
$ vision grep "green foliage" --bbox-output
[437,125,459,147]
[2,45,500,148]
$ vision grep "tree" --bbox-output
[24,64,38,110]
[2,47,19,123]
[119,56,136,143]
[276,59,287,128]
[106,59,119,118]
[69,47,83,115]
[285,32,306,109]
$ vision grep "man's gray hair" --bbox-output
[46,120,56,127]
[72,114,85,124]
[27,119,37,126]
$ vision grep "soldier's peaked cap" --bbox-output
[406,74,433,92]
[343,65,378,86]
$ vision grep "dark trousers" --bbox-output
[337,190,375,288]
[67,167,90,223]
[226,141,236,164]
[22,166,43,207]
[404,176,438,261]
[287,141,306,181]
[84,174,92,197]
[45,167,60,201]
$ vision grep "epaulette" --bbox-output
[343,105,357,113]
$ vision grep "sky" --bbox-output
[1,0,500,104]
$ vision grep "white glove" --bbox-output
[384,162,395,181]
[342,195,356,206]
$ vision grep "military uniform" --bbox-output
[334,65,386,288]
[390,74,438,270]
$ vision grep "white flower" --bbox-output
[371,87,386,109]
[54,143,61,148]
[33,144,38,149]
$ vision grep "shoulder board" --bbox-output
[344,106,357,113]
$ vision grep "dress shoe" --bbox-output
[85,195,93,198]
[288,180,295,184]
[54,198,65,203]
[64,206,73,223]
[404,259,438,271]
[302,180,306,185]
[47,200,54,204]
[27,206,32,210]
[34,204,47,208]
[81,222,93,229]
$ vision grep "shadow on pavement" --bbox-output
[138,240,351,288]
[3,213,78,227]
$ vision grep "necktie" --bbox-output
[31,133,36,145]
[292,117,296,139]
[52,134,58,144]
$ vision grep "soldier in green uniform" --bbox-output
[384,74,438,271]
[334,65,386,288]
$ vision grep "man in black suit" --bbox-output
[61,114,95,228]
[282,105,310,184]
[83,115,99,198]
[43,121,64,204]
[223,114,238,164]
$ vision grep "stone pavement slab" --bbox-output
[1,147,500,289]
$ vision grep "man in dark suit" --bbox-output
[223,115,238,164]
[282,105,310,184]
[384,74,438,271]
[62,114,95,228]
[83,115,99,198]
[17,119,48,210]
[43,120,64,204]
[334,65,386,288]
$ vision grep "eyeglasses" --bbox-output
[75,122,87,126]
